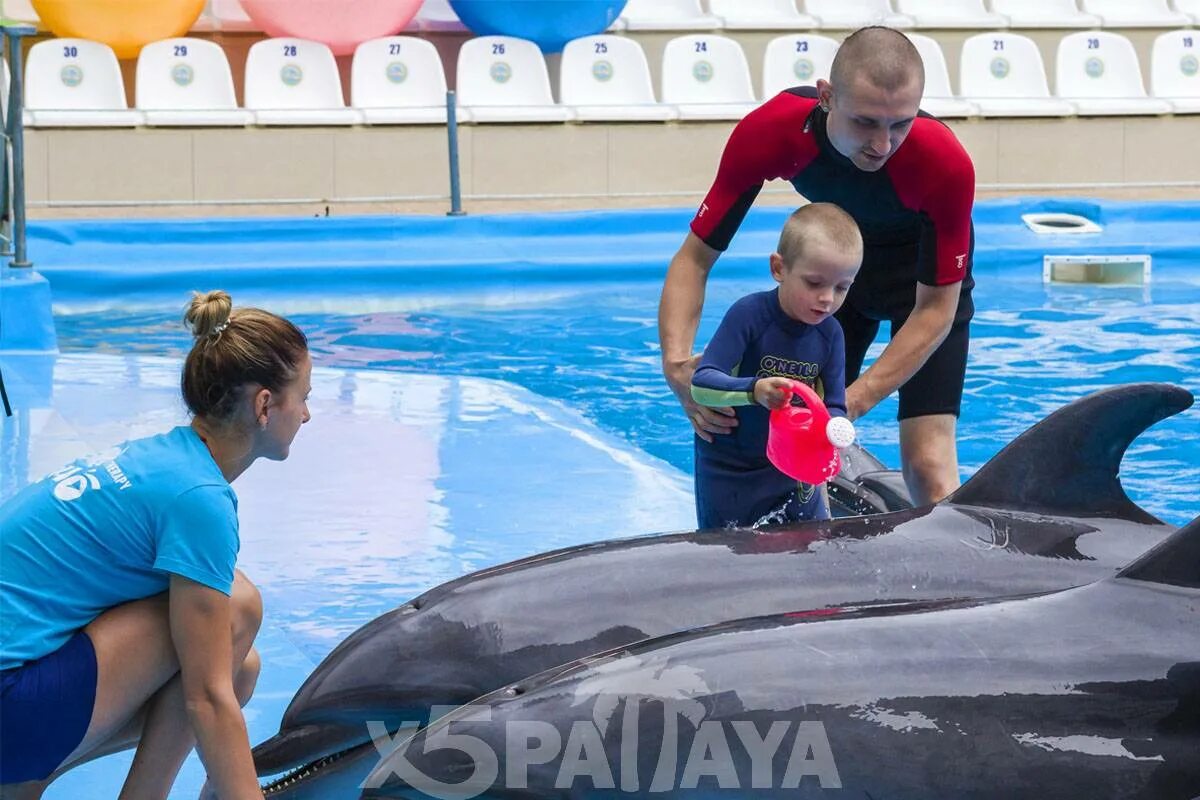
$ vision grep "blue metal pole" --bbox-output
[446,89,465,217]
[1,32,10,256]
[4,26,34,268]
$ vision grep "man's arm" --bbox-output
[659,232,737,441]
[844,280,961,421]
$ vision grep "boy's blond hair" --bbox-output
[776,203,864,268]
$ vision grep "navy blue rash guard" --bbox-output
[691,289,847,529]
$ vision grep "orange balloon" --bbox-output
[31,0,205,59]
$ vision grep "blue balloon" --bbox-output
[448,0,629,53]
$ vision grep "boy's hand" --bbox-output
[754,377,796,410]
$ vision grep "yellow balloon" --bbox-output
[31,0,206,60]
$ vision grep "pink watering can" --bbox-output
[766,381,857,484]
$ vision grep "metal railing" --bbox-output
[446,89,465,217]
[1,25,33,268]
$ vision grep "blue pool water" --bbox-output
[7,200,1200,797]
[54,272,1200,525]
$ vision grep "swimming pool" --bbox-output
[52,264,1200,523]
[6,198,1200,797]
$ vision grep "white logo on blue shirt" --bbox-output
[48,447,131,501]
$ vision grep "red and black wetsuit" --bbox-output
[691,87,976,419]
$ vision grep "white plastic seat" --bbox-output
[804,0,914,29]
[619,0,721,31]
[1055,31,1173,115]
[906,33,978,117]
[662,34,758,120]
[1080,0,1191,27]
[207,0,258,31]
[351,36,457,124]
[895,0,1008,29]
[456,36,573,123]
[709,0,819,30]
[1174,0,1200,24]
[1149,29,1200,113]
[1,0,39,24]
[560,35,676,121]
[24,39,144,127]
[244,38,363,125]
[990,0,1101,27]
[413,0,467,32]
[135,38,253,126]
[959,32,1076,116]
[762,34,838,99]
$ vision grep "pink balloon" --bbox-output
[239,0,423,56]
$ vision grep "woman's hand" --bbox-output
[754,377,797,410]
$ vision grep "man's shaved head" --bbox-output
[830,26,924,94]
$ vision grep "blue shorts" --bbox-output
[0,631,97,784]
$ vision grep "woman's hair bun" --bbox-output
[183,290,233,341]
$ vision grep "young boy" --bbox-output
[690,203,863,528]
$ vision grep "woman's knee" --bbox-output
[0,779,49,800]
[230,571,263,645]
[234,648,261,707]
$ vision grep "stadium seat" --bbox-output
[1,0,38,24]
[1174,0,1200,24]
[1055,31,1173,115]
[351,36,457,124]
[990,0,1101,28]
[906,33,978,117]
[456,36,573,123]
[895,0,1008,29]
[762,34,839,99]
[243,38,363,125]
[959,32,1076,116]
[24,39,145,127]
[619,0,720,31]
[661,34,758,120]
[709,0,819,31]
[1080,0,1191,27]
[560,35,676,121]
[208,0,258,31]
[804,0,914,29]
[136,38,253,126]
[413,0,467,32]
[1149,29,1200,113]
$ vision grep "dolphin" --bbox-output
[255,383,1192,796]
[365,515,1200,799]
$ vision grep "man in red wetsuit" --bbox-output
[659,26,975,507]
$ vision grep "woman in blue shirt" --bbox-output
[1,290,311,800]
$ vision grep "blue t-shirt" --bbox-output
[0,426,239,670]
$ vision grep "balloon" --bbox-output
[448,0,628,53]
[239,0,424,56]
[31,0,205,60]
[766,381,856,485]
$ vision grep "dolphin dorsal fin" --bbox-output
[947,384,1192,523]
[1118,516,1200,588]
